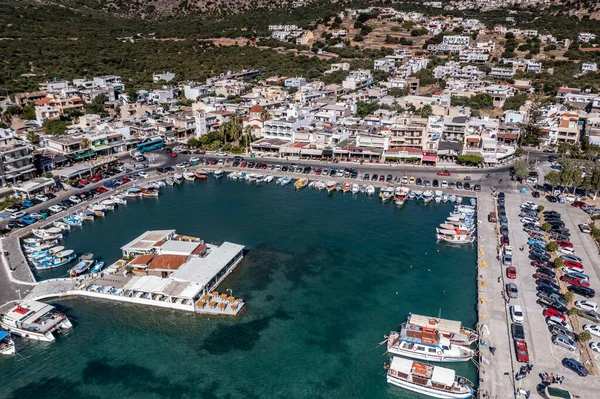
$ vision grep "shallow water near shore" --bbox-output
[2,178,478,398]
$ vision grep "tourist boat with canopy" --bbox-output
[0,300,73,342]
[406,313,478,346]
[0,330,15,355]
[386,323,475,362]
[386,356,473,398]
[436,228,475,244]
[394,187,410,205]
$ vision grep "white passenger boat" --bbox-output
[101,199,116,210]
[32,228,63,240]
[386,357,473,398]
[351,183,360,194]
[435,190,443,203]
[387,324,475,362]
[436,229,475,244]
[0,331,15,355]
[0,301,72,342]
[394,187,409,205]
[214,170,224,178]
[407,314,478,347]
[366,185,376,196]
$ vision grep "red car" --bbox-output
[95,186,109,193]
[121,178,131,183]
[240,162,247,167]
[533,273,556,283]
[315,169,322,175]
[563,260,583,269]
[555,240,573,248]
[544,308,567,321]
[514,340,529,362]
[78,179,90,185]
[531,261,550,268]
[437,170,451,176]
[560,276,590,287]
[91,174,101,182]
[170,152,178,157]
[572,201,586,208]
[507,266,517,279]
[502,235,510,245]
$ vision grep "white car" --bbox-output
[401,176,408,184]
[215,151,228,156]
[35,194,49,202]
[440,180,448,188]
[521,217,540,226]
[69,195,82,204]
[138,172,149,179]
[558,247,575,256]
[575,300,598,313]
[510,305,524,323]
[526,177,538,184]
[562,266,586,275]
[10,211,28,219]
[49,205,65,214]
[590,342,600,353]
[583,324,600,338]
[521,201,537,209]
[189,157,199,163]
[217,159,224,166]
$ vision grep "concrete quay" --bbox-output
[476,189,600,399]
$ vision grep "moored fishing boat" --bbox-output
[294,178,308,190]
[79,209,96,221]
[360,185,367,194]
[280,177,292,186]
[442,193,450,203]
[165,177,175,186]
[351,183,360,194]
[0,330,15,355]
[214,170,224,178]
[408,191,416,200]
[456,196,463,204]
[69,253,94,277]
[342,182,351,193]
[0,300,73,342]
[316,181,327,191]
[326,181,336,193]
[100,199,116,210]
[435,190,443,203]
[90,260,105,273]
[110,195,127,205]
[275,177,283,185]
[34,249,76,270]
[195,169,208,180]
[470,197,476,206]
[183,170,196,181]
[406,313,478,347]
[32,228,63,240]
[335,182,343,191]
[23,238,59,253]
[124,187,142,197]
[379,187,394,202]
[436,228,475,244]
[264,175,274,183]
[366,185,376,196]
[62,215,83,226]
[422,190,434,203]
[53,221,71,231]
[173,172,183,182]
[141,187,159,197]
[394,186,410,205]
[386,357,473,398]
[386,323,475,362]
[449,195,457,203]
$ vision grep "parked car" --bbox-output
[514,339,529,363]
[437,170,450,176]
[506,283,518,299]
[583,324,600,338]
[579,224,592,233]
[48,205,64,214]
[580,310,600,323]
[547,316,571,331]
[575,300,598,312]
[562,358,589,377]
[69,195,82,204]
[544,308,567,321]
[561,276,590,287]
[507,266,517,279]
[10,211,28,219]
[511,305,524,323]
[511,323,525,340]
[569,286,596,299]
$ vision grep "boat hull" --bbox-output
[387,376,472,399]
[0,323,55,342]
[387,347,472,362]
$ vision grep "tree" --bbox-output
[514,160,530,181]
[21,105,36,120]
[80,138,92,160]
[520,97,543,146]
[542,223,552,232]
[545,171,561,190]
[515,147,524,156]
[42,119,67,136]
[85,94,109,116]
[356,101,378,118]
[456,155,483,166]
[537,205,544,213]
[553,257,564,267]
[419,104,433,118]
[546,241,558,252]
[577,331,591,342]
[26,131,40,145]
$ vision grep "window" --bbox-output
[428,348,437,353]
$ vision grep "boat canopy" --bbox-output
[408,314,462,334]
[389,356,413,374]
[0,331,9,340]
[55,250,74,257]
[438,229,457,235]
[431,366,455,386]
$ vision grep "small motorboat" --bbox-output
[326,181,336,193]
[165,177,175,186]
[183,170,196,181]
[110,195,127,205]
[35,249,76,270]
[124,187,142,197]
[275,177,283,185]
[69,253,94,277]
[32,228,63,240]
[141,188,159,197]
[63,215,83,226]
[90,260,105,273]
[195,169,208,180]
[294,178,308,190]
[53,221,71,231]
[470,198,477,206]
[0,331,16,355]
[342,183,351,193]
[366,185,375,196]
[100,200,116,210]
[214,170,223,178]
[264,175,274,183]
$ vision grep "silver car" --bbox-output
[552,334,577,352]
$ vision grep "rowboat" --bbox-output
[69,253,94,277]
[294,178,308,190]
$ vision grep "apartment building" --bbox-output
[388,115,428,150]
[0,131,36,186]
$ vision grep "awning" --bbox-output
[422,154,437,162]
[0,331,8,340]
[301,149,323,156]
[73,149,95,159]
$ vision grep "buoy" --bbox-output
[410,265,412,268]
[428,269,431,272]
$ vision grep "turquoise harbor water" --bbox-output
[1,179,478,399]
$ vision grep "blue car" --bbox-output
[20,215,37,225]
[562,358,589,376]
[103,181,116,188]
[22,200,35,208]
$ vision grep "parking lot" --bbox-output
[494,191,600,396]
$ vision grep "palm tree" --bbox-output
[260,109,271,121]
[243,125,253,152]
[80,138,92,161]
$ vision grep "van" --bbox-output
[488,212,497,222]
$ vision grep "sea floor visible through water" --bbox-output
[1,178,478,399]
